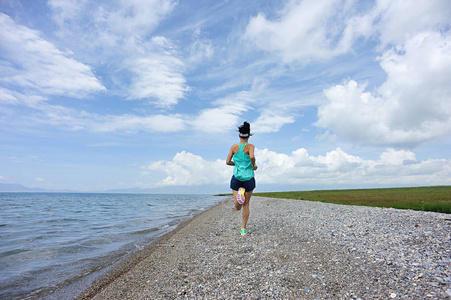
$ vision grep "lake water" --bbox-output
[0,193,227,299]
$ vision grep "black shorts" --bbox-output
[230,176,256,192]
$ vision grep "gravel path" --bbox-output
[78,197,450,299]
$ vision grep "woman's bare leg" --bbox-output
[242,190,253,229]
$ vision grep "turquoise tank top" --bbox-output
[233,143,254,181]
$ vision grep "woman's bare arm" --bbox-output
[248,144,257,170]
[226,145,236,166]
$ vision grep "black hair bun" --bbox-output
[238,121,252,135]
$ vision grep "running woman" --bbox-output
[226,121,258,236]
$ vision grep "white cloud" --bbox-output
[256,147,360,184]
[244,0,451,64]
[93,113,186,133]
[125,49,190,107]
[190,91,252,133]
[119,36,191,107]
[0,1,190,112]
[0,88,19,104]
[317,31,451,147]
[0,13,105,97]
[26,100,186,133]
[189,39,214,64]
[142,151,230,187]
[190,106,243,133]
[378,32,451,129]
[252,100,298,133]
[372,0,451,47]
[252,111,295,133]
[1,90,186,133]
[1,11,190,108]
[48,0,89,27]
[49,0,176,36]
[379,148,416,166]
[47,0,188,107]
[6,87,251,134]
[140,147,451,188]
[194,78,303,135]
[101,0,176,36]
[244,0,359,63]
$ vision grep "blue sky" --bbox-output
[1,0,450,193]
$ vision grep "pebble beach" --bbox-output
[77,196,450,299]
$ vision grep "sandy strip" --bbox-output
[77,196,450,299]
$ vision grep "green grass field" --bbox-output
[252,186,451,214]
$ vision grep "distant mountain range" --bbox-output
[0,183,48,192]
[0,183,169,193]
[0,183,153,193]
[0,183,226,194]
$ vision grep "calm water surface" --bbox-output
[0,193,226,299]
